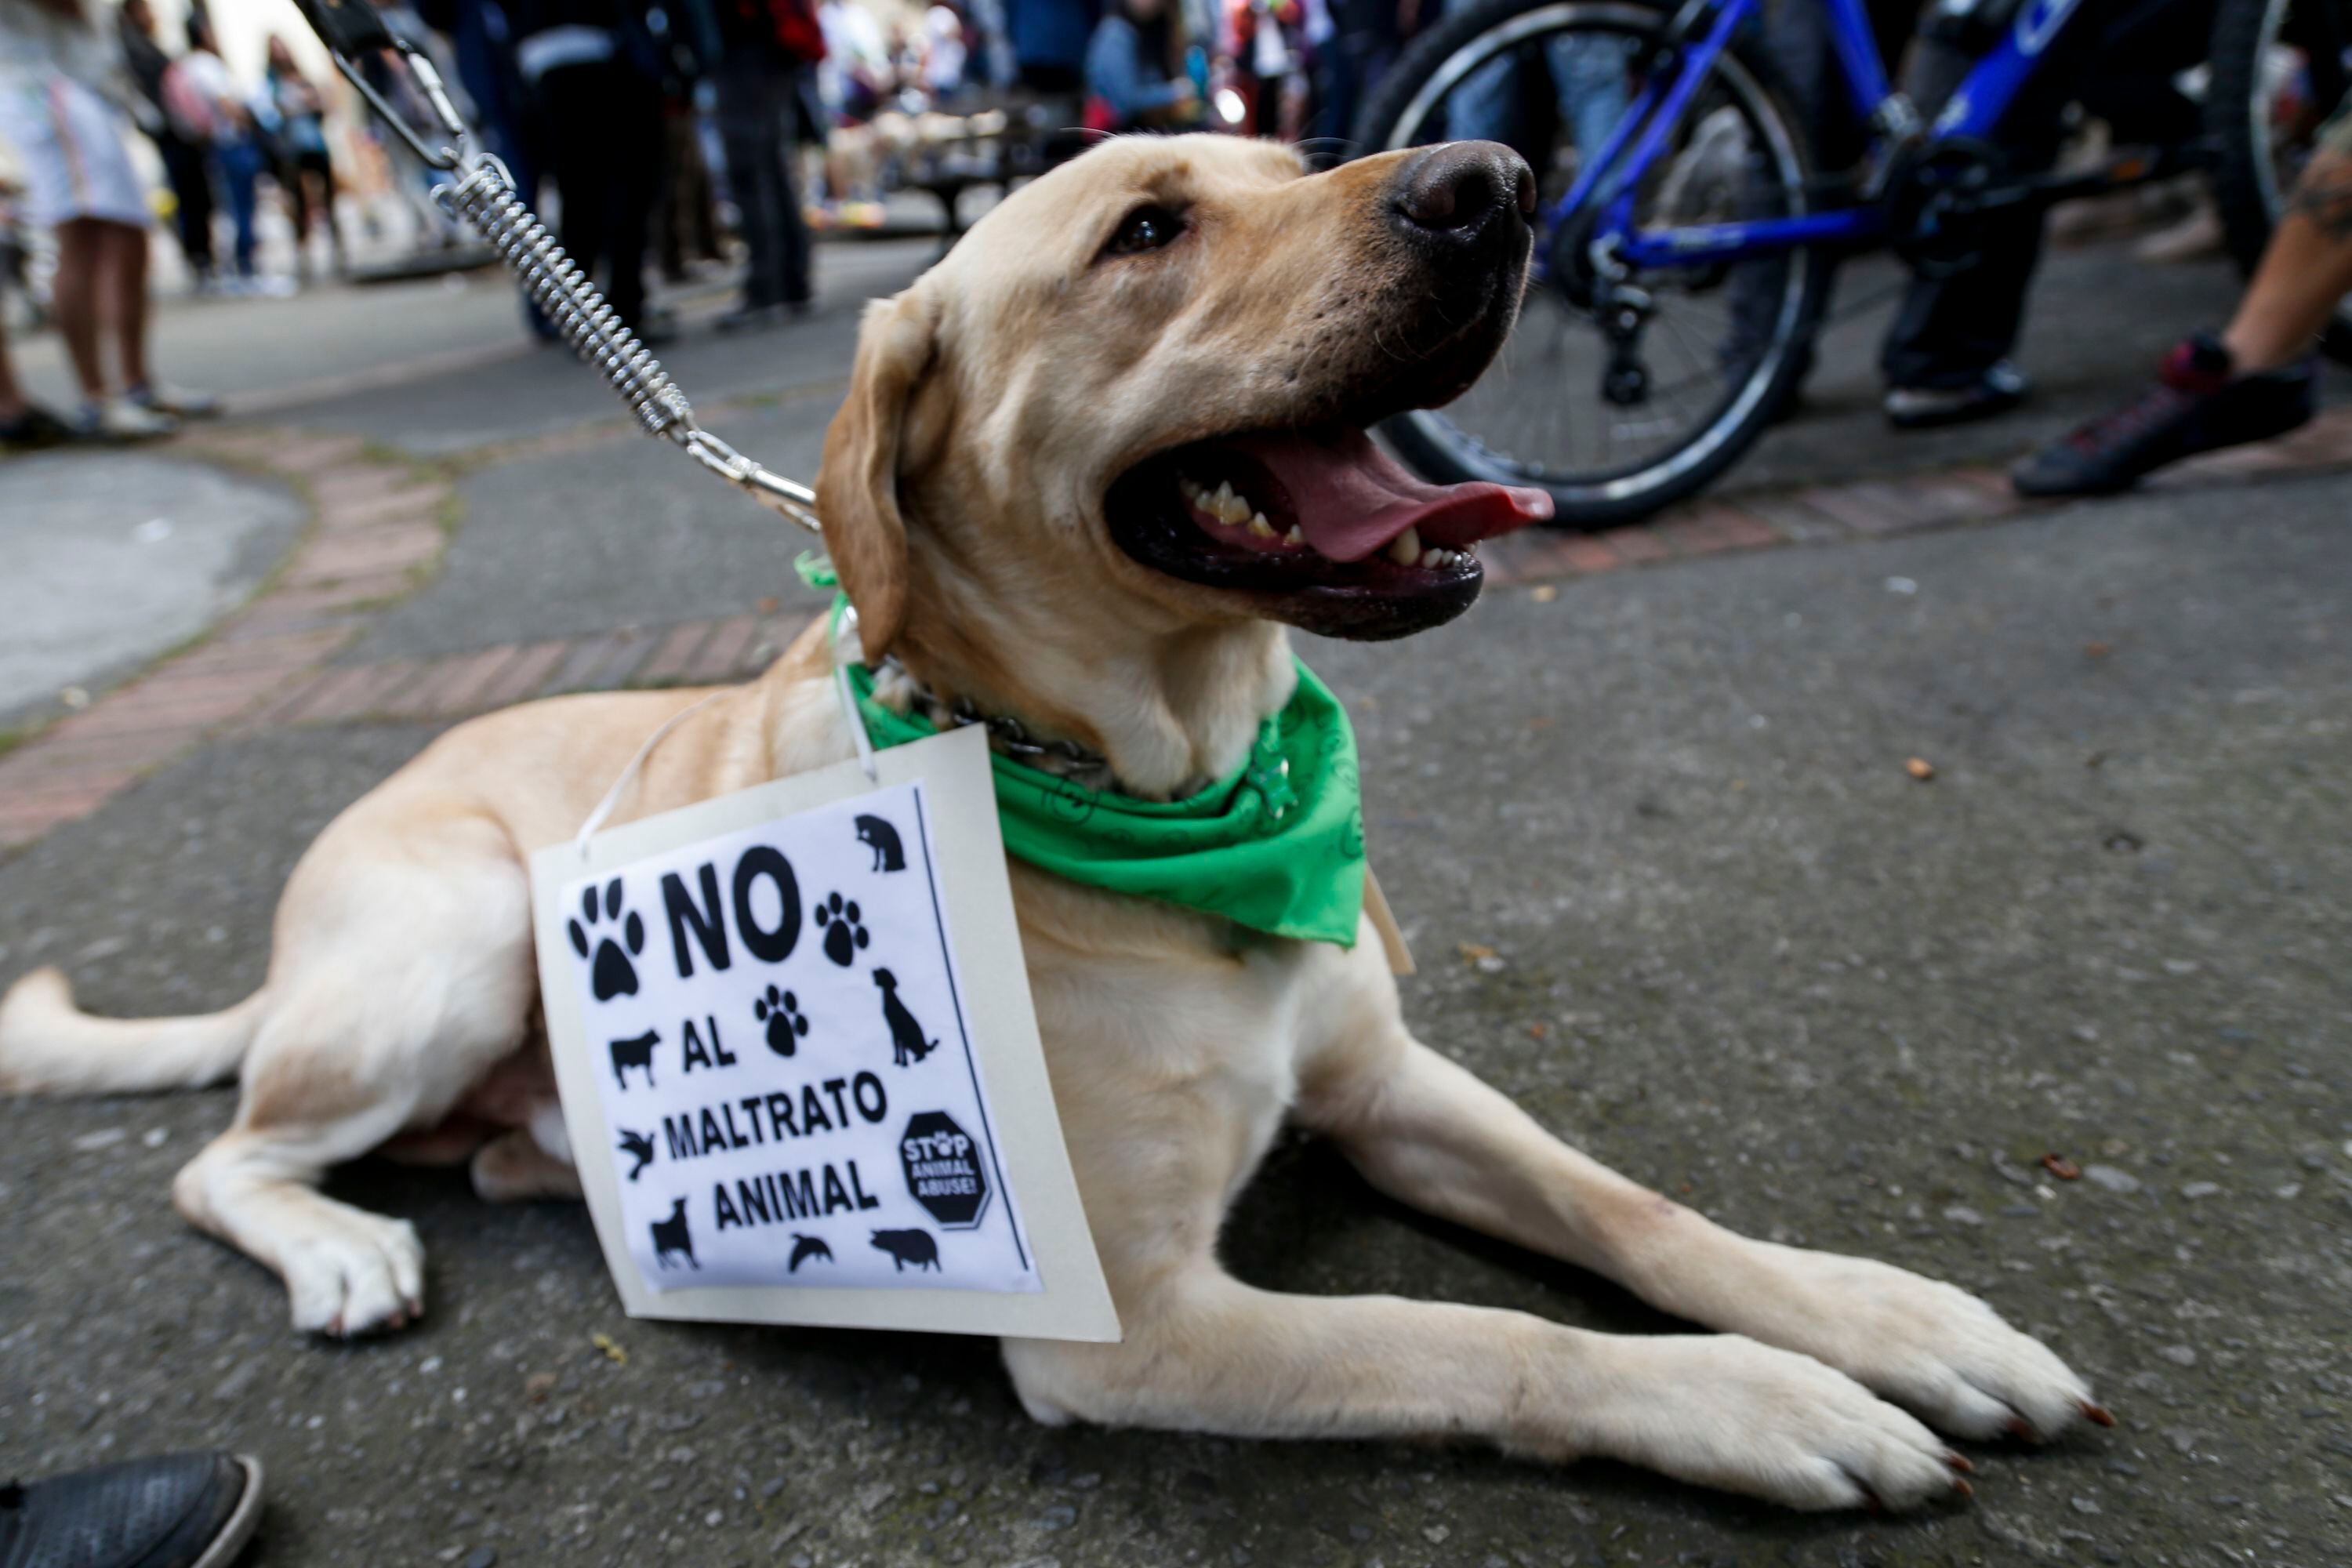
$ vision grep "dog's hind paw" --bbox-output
[281,1215,426,1338]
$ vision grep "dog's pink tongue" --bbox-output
[1232,429,1552,561]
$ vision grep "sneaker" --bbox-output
[0,401,78,451]
[77,396,180,441]
[0,1452,263,1568]
[2012,333,2318,497]
[1885,361,2031,430]
[129,380,222,419]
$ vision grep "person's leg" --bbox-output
[2012,137,2350,495]
[773,64,815,306]
[603,77,666,329]
[1446,51,1517,145]
[541,67,616,318]
[103,220,151,392]
[716,53,786,314]
[49,217,111,403]
[164,136,216,283]
[2224,150,2352,368]
[1881,0,2127,409]
[0,312,22,420]
[222,140,261,278]
[0,312,76,445]
[1545,32,1629,161]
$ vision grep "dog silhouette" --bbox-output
[873,968,937,1068]
[651,1197,698,1269]
[869,1228,940,1272]
[854,814,906,872]
[615,1128,655,1181]
[788,1232,833,1272]
[609,1029,660,1090]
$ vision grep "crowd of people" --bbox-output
[1,0,2343,490]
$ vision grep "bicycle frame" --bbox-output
[1547,0,2092,273]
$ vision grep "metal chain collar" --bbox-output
[880,658,1123,792]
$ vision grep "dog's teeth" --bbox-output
[1421,547,1445,568]
[1211,481,1236,510]
[1284,524,1305,546]
[1181,477,1204,504]
[1247,513,1276,539]
[1387,526,1423,566]
[1223,497,1254,525]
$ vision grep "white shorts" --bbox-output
[0,74,150,230]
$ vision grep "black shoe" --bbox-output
[0,1452,262,1568]
[2011,333,2318,497]
[1884,360,2031,430]
[0,402,78,452]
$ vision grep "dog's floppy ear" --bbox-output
[819,289,940,660]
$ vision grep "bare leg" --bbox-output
[104,220,152,392]
[1300,1033,2105,1442]
[49,218,109,401]
[0,313,26,421]
[2223,151,2352,372]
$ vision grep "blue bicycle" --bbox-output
[1355,0,2352,524]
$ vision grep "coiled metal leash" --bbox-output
[293,0,823,534]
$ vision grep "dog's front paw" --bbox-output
[1595,1334,1972,1512]
[281,1214,426,1338]
[1740,1247,2109,1443]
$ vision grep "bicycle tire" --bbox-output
[2207,0,2352,362]
[1354,0,1832,528]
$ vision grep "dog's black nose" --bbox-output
[1390,141,1536,243]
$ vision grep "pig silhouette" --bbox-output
[869,1228,940,1272]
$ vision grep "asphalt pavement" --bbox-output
[1,226,2348,1568]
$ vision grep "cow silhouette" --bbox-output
[651,1197,698,1269]
[869,1228,940,1272]
[609,1029,660,1090]
[873,969,937,1068]
[854,814,906,872]
[787,1232,833,1272]
[615,1127,655,1181]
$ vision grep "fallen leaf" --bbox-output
[2084,641,2111,659]
[1457,942,1498,965]
[590,1332,628,1367]
[1905,757,1936,781]
[524,1370,558,1401]
[2042,1153,2082,1181]
[756,596,780,614]
[1529,584,1559,604]
[1526,1022,1548,1040]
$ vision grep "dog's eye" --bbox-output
[1103,205,1186,258]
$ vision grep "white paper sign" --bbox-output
[531,725,1119,1341]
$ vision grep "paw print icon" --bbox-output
[754,984,810,1056]
[569,878,645,1001]
[812,892,869,967]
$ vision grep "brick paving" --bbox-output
[5,402,2352,853]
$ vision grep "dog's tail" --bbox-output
[0,967,266,1095]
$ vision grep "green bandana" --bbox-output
[838,619,1367,947]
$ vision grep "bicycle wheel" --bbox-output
[1355,0,1831,528]
[2209,0,2352,361]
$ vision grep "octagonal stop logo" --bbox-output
[900,1110,991,1229]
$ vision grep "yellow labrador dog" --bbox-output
[0,135,2107,1510]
